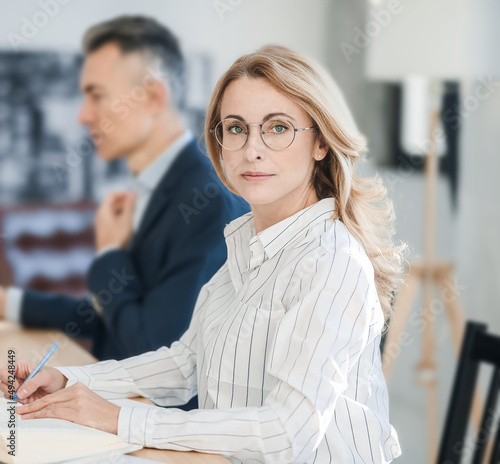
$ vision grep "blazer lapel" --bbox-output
[129,139,197,249]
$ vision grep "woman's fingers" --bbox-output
[0,382,10,398]
[14,361,38,380]
[14,366,68,402]
[0,360,32,399]
[0,360,67,403]
[0,381,20,398]
[0,360,36,386]
[17,369,54,400]
[16,383,120,434]
[17,385,75,414]
[20,405,80,423]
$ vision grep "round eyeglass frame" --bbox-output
[210,118,316,151]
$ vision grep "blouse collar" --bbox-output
[224,198,336,291]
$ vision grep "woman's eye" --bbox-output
[272,124,287,134]
[228,125,244,134]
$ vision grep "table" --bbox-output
[0,322,229,464]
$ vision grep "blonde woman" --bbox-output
[1,46,404,463]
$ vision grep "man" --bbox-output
[0,17,247,365]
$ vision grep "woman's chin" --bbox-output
[239,193,277,208]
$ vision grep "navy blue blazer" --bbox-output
[20,139,249,362]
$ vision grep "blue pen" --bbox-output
[13,342,60,401]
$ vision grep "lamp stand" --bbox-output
[381,111,482,463]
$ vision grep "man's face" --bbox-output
[77,42,156,161]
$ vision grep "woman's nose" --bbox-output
[243,125,266,161]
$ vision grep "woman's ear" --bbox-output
[314,134,329,161]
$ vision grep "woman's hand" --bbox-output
[16,382,120,435]
[0,359,67,403]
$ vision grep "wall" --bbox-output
[0,0,330,95]
[456,80,500,331]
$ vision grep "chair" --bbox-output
[437,321,500,463]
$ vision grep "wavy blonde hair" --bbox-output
[204,45,405,324]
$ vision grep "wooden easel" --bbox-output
[381,111,482,463]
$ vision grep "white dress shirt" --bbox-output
[57,198,402,463]
[5,131,193,322]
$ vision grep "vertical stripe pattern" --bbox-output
[58,198,402,463]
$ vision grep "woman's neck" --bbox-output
[252,189,319,234]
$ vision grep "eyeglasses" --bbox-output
[210,118,315,151]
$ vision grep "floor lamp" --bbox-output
[379,79,479,462]
[364,0,498,461]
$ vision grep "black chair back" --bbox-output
[438,321,500,463]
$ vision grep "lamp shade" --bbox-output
[400,76,447,156]
[366,0,500,81]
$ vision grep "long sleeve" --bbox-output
[55,201,400,463]
[57,340,198,407]
[56,284,209,406]
[20,290,99,339]
[107,250,385,464]
[59,248,390,463]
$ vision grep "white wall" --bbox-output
[456,79,500,331]
[366,0,474,80]
[0,0,331,91]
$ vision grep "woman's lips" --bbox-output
[241,171,274,182]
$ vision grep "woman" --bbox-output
[1,46,404,463]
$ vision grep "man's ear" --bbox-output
[146,80,169,115]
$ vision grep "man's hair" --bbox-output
[83,16,185,109]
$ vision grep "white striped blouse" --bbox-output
[58,197,402,463]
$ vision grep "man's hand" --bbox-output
[16,383,120,435]
[95,191,136,252]
[0,286,6,320]
[0,359,67,403]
